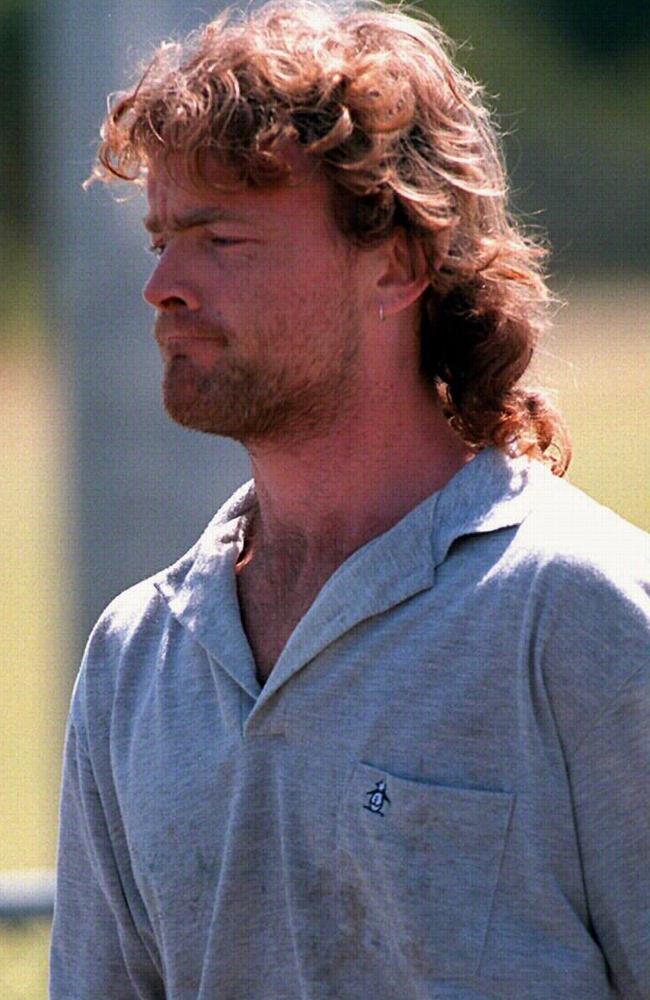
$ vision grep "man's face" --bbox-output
[142,153,367,446]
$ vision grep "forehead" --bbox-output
[144,149,337,232]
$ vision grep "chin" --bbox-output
[164,389,219,434]
[162,357,254,440]
[162,385,246,439]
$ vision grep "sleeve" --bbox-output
[568,666,650,999]
[49,712,165,999]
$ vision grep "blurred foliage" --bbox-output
[0,1,36,237]
[0,1,39,346]
[543,0,650,57]
[421,1,650,137]
[418,1,650,273]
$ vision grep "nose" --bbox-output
[142,254,201,312]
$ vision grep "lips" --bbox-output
[154,318,229,362]
[159,338,219,368]
[163,334,205,349]
[155,321,205,345]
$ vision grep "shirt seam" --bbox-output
[568,663,648,762]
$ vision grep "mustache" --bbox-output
[154,314,229,344]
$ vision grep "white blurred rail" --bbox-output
[0,870,55,922]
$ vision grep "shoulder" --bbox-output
[68,477,257,734]
[449,455,649,613]
[68,568,181,734]
[68,479,256,737]
[437,449,649,591]
[516,467,650,574]
[509,470,650,623]
[87,519,210,652]
[441,456,650,754]
[506,471,650,752]
[84,570,175,659]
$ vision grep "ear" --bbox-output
[376,228,430,319]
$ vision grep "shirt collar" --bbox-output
[429,445,543,565]
[155,448,544,674]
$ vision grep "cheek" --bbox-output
[295,247,336,284]
[268,255,345,314]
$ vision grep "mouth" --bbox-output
[161,334,205,349]
[156,335,195,362]
[156,333,229,371]
[155,315,228,341]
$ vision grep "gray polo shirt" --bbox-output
[50,448,650,999]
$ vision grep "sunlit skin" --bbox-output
[143,149,472,678]
[144,156,366,444]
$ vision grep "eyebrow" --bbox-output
[142,206,248,234]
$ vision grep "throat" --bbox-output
[235,566,320,685]
[233,505,359,684]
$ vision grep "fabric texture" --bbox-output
[50,448,650,999]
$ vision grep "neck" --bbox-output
[241,388,473,582]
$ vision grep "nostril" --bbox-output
[142,272,201,311]
[160,296,188,310]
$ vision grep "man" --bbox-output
[50,2,650,997]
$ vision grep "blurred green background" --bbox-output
[1,0,648,995]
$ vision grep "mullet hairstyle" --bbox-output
[91,0,570,474]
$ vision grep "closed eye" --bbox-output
[146,237,244,255]
[210,236,247,246]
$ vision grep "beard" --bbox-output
[159,300,363,447]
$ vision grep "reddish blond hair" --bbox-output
[91,0,570,473]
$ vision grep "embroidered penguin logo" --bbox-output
[364,779,390,817]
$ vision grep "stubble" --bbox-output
[160,291,364,447]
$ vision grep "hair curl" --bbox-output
[90,0,570,473]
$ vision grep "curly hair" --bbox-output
[90,0,570,474]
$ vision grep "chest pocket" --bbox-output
[336,762,514,981]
